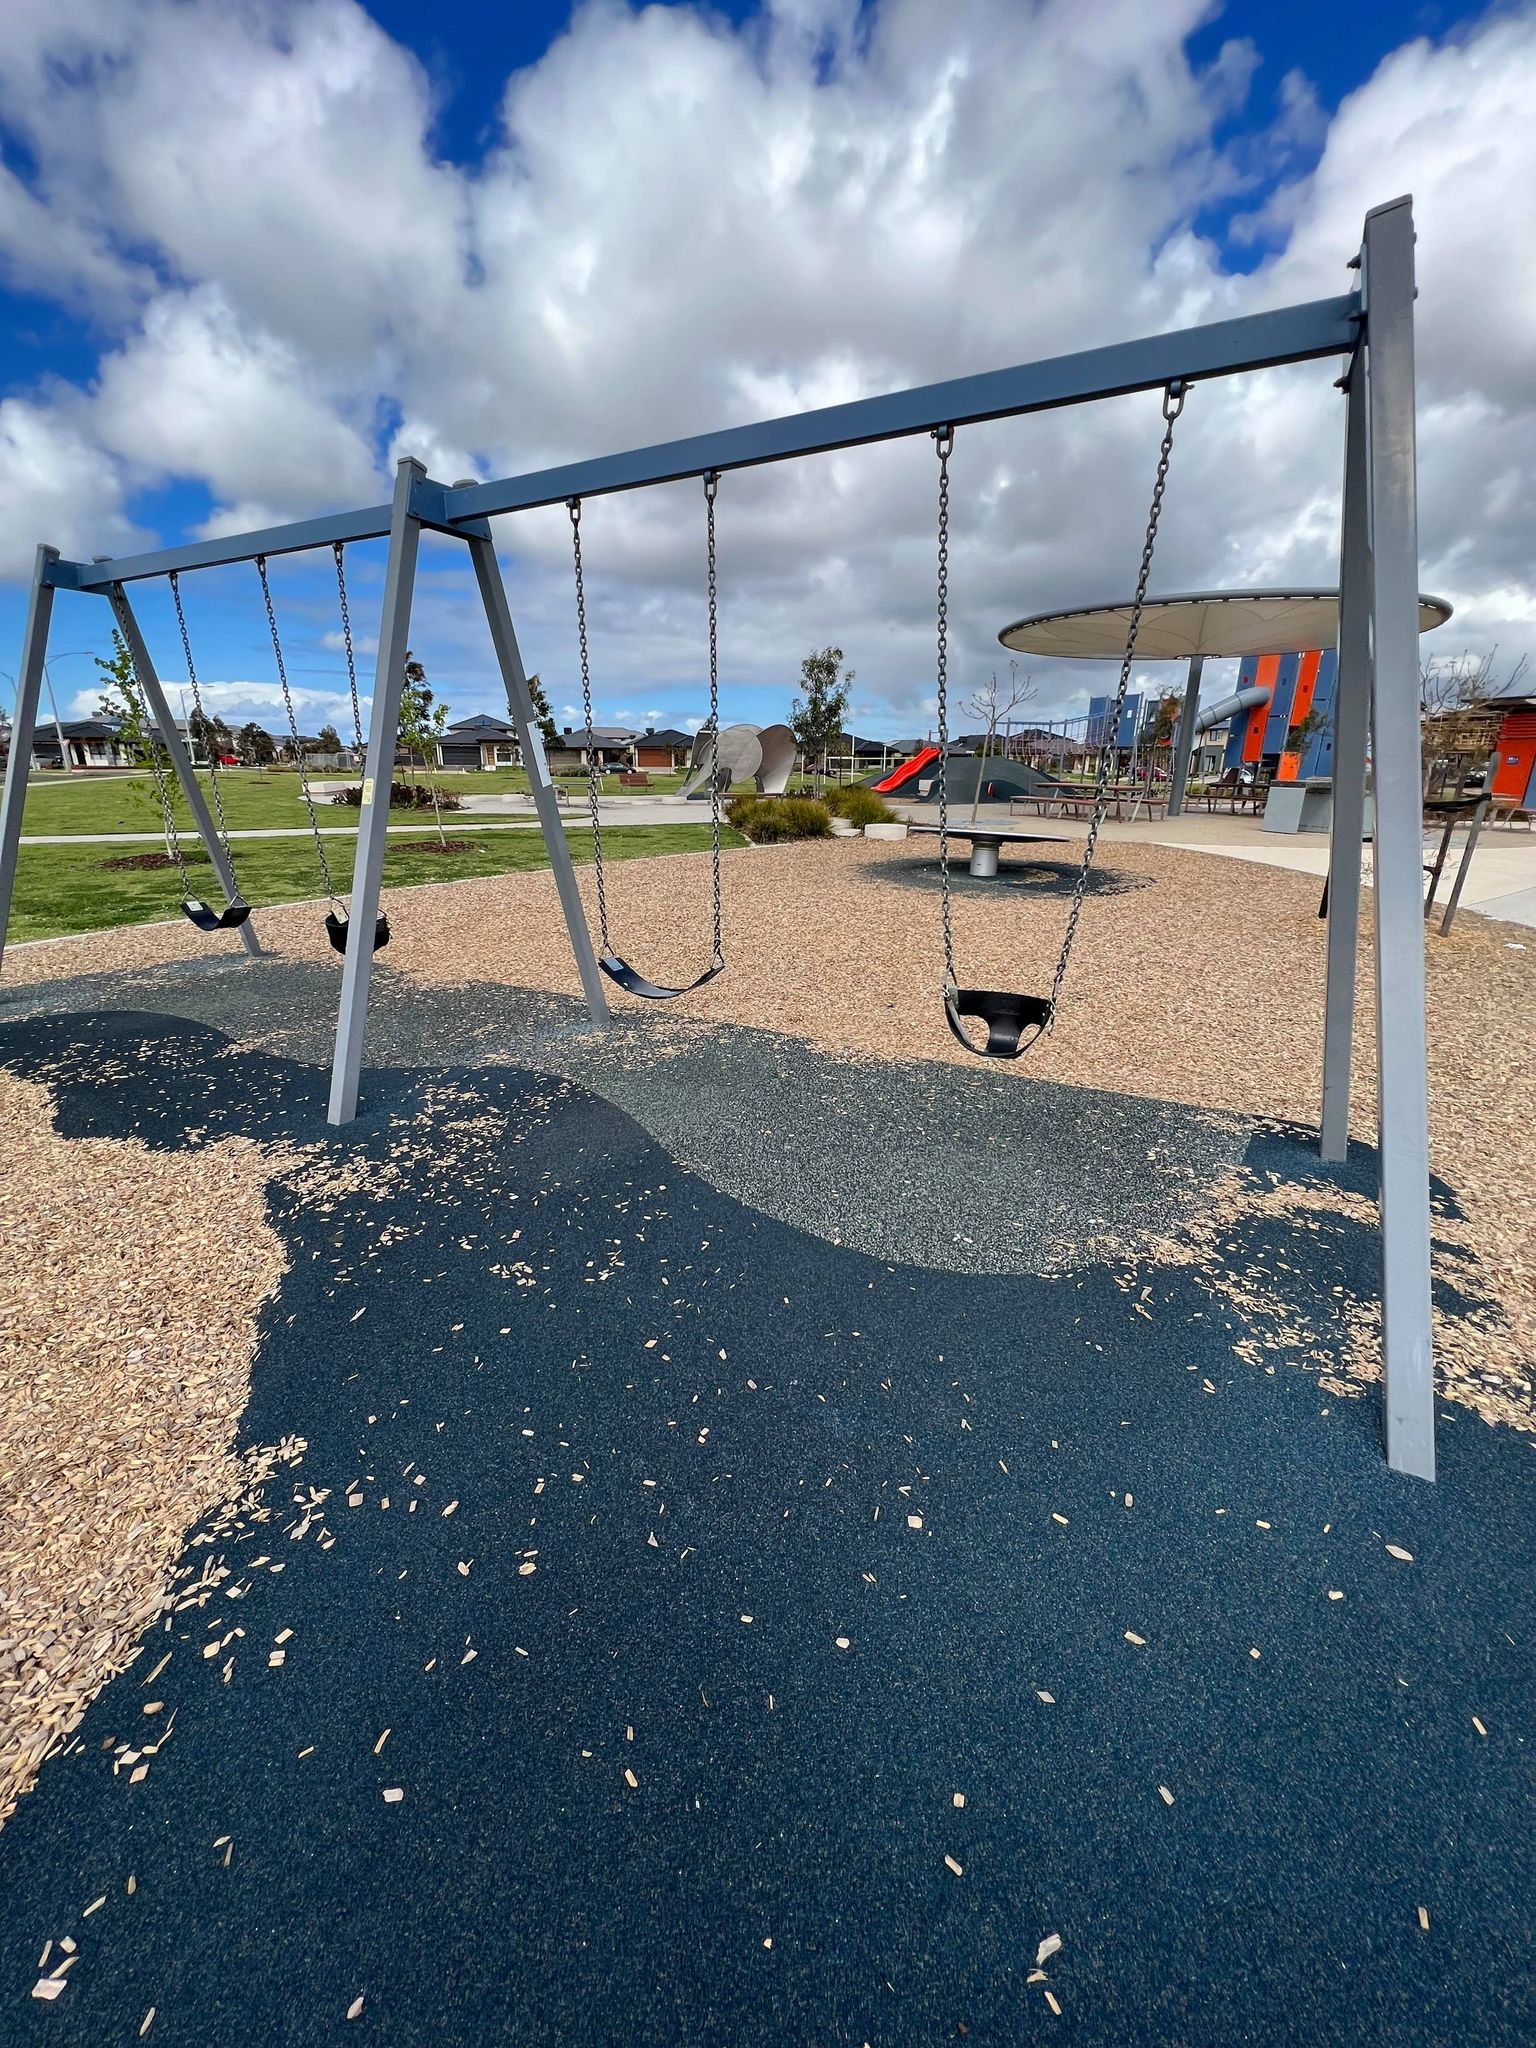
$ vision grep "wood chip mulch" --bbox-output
[0,1072,286,1827]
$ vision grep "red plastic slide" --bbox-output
[873,744,941,794]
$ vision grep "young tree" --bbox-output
[187,705,217,763]
[963,661,1036,821]
[238,721,276,767]
[95,628,177,842]
[525,672,557,748]
[396,651,451,844]
[316,722,343,757]
[94,629,153,765]
[790,646,854,787]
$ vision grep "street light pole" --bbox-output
[41,650,110,773]
[41,667,73,772]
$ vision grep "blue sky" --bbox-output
[1,0,1527,743]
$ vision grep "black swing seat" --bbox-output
[600,952,725,1002]
[325,910,391,956]
[181,897,251,933]
[944,984,1052,1060]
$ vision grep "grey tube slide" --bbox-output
[1194,683,1270,735]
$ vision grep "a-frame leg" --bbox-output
[327,459,426,1126]
[463,526,611,1031]
[0,546,59,975]
[110,584,262,957]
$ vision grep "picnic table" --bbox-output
[1010,783,1167,823]
[1189,777,1267,815]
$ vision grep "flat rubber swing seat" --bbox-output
[181,898,252,933]
[944,985,1052,1059]
[326,911,391,956]
[600,953,724,1001]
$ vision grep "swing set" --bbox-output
[0,197,1437,1478]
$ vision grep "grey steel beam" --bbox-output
[1320,356,1372,1162]
[327,458,426,1127]
[49,504,395,592]
[109,584,262,959]
[1166,654,1204,817]
[463,525,612,1031]
[1362,197,1436,1481]
[0,546,59,974]
[443,297,1360,523]
[45,295,1360,597]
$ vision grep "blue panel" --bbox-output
[1224,657,1259,771]
[1262,654,1300,755]
[1088,693,1142,748]
[1300,648,1339,777]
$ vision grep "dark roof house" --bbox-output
[439,713,518,769]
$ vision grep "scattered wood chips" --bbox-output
[0,1071,285,1827]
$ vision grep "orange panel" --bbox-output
[1289,648,1322,727]
[1277,750,1302,783]
[1493,711,1536,800]
[1242,653,1279,763]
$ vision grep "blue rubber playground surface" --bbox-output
[0,972,1530,2047]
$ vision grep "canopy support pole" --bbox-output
[1166,653,1204,817]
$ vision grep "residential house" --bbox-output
[27,718,138,770]
[437,713,520,771]
[545,725,636,774]
[632,727,695,772]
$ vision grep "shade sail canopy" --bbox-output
[999,588,1452,662]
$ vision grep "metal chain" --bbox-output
[255,554,338,909]
[168,570,237,872]
[933,425,957,987]
[120,635,195,899]
[1046,380,1186,1023]
[703,469,723,968]
[569,498,610,952]
[333,542,366,753]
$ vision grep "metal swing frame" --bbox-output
[0,197,1435,1477]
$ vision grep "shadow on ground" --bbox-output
[0,1003,1529,2048]
[860,849,1155,900]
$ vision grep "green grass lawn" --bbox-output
[7,823,741,944]
[16,762,834,836]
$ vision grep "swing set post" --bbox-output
[327,458,426,1127]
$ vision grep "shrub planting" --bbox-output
[822,784,898,827]
[330,782,464,812]
[725,794,832,842]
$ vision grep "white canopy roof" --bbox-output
[998,589,1452,662]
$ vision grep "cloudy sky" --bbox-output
[2,0,1533,745]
